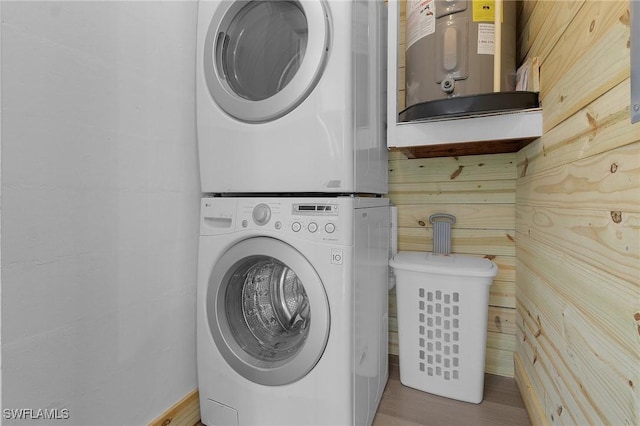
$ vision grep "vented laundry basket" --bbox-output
[389,251,498,404]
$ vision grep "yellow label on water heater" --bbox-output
[473,0,503,22]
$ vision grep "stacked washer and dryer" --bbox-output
[196,2,389,425]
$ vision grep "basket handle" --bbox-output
[429,213,456,225]
[429,213,456,255]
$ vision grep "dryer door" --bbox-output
[207,237,330,386]
[203,0,330,123]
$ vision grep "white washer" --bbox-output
[196,1,387,194]
[197,197,389,426]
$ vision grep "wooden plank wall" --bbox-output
[515,1,640,425]
[388,150,518,378]
[389,0,519,378]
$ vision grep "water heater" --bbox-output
[402,0,537,121]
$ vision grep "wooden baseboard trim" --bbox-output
[149,389,200,426]
[514,354,547,426]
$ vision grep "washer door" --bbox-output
[207,237,330,386]
[203,0,330,123]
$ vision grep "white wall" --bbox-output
[1,2,200,424]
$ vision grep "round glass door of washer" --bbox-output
[207,237,330,386]
[203,0,330,122]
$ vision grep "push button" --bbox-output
[325,223,335,233]
[308,222,318,233]
[292,222,302,232]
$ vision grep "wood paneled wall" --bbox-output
[515,1,639,424]
[388,150,518,377]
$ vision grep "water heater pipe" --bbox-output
[493,0,502,92]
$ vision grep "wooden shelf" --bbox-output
[386,0,543,158]
[389,108,543,158]
[392,137,537,159]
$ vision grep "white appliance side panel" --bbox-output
[373,205,391,408]
[353,203,390,425]
[354,0,388,194]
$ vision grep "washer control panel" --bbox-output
[236,200,345,242]
[290,203,338,237]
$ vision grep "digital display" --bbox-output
[293,204,337,215]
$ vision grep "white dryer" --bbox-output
[197,196,389,426]
[196,1,387,194]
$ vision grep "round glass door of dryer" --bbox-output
[207,237,330,386]
[203,0,330,122]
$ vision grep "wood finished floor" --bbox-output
[373,360,531,426]
[197,360,531,426]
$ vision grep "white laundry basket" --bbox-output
[389,251,498,404]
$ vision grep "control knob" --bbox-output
[252,203,271,226]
